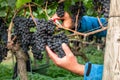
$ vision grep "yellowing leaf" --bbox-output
[16,0,31,9]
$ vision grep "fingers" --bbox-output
[46,46,59,62]
[62,43,73,56]
[51,13,61,20]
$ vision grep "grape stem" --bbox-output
[43,1,51,20]
[58,0,65,3]
[28,3,37,26]
[74,7,80,32]
[97,16,104,28]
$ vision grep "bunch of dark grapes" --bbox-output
[0,18,8,42]
[47,20,56,34]
[13,17,45,60]
[93,0,102,11]
[0,45,8,62]
[69,1,86,28]
[13,16,35,54]
[56,2,65,18]
[102,0,110,18]
[47,32,68,58]
[31,19,48,60]
[0,18,8,63]
[93,0,110,18]
[13,16,69,60]
[32,19,68,59]
[70,1,86,17]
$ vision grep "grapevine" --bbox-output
[13,16,69,60]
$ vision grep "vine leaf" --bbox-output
[16,0,31,9]
[0,10,6,17]
[0,1,8,7]
[87,8,94,15]
[7,0,16,8]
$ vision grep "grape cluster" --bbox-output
[69,1,86,28]
[47,32,68,57]
[0,45,8,62]
[13,16,68,60]
[0,18,8,63]
[13,17,44,61]
[13,16,35,53]
[102,0,110,18]
[70,1,86,17]
[0,18,8,42]
[0,45,7,63]
[31,19,48,60]
[32,19,68,58]
[93,0,110,18]
[56,2,65,18]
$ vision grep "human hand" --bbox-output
[51,13,61,21]
[46,43,84,75]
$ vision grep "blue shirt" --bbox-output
[77,16,108,38]
[84,62,103,80]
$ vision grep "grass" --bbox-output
[0,45,104,80]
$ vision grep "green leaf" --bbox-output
[16,0,31,9]
[47,9,52,14]
[33,12,38,17]
[7,0,16,8]
[0,1,8,7]
[87,8,94,15]
[0,10,7,17]
[30,27,36,32]
[38,8,43,14]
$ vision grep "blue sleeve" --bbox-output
[84,62,103,80]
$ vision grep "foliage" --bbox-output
[80,45,104,64]
[0,64,13,79]
[0,0,97,19]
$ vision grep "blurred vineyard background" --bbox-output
[0,45,104,80]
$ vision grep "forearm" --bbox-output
[67,63,84,76]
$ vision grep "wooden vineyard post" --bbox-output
[103,0,120,80]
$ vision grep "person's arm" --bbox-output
[84,63,103,80]
[46,43,104,80]
[46,43,84,76]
